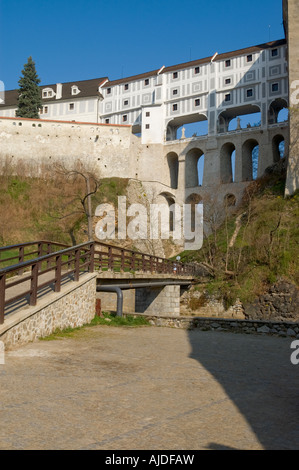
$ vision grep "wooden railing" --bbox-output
[0,241,94,325]
[0,240,196,325]
[0,240,70,272]
[94,242,196,276]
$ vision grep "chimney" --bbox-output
[56,83,62,100]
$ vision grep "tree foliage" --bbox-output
[16,56,42,119]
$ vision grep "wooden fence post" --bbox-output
[0,274,5,324]
[29,263,38,306]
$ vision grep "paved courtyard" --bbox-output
[0,325,298,450]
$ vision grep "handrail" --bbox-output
[0,240,69,253]
[94,241,196,276]
[0,241,92,276]
[0,239,196,325]
[0,241,94,325]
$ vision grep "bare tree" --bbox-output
[49,162,100,244]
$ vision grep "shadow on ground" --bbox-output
[187,329,299,450]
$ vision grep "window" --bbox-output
[145,124,150,129]
[172,104,178,111]
[225,93,231,102]
[247,54,253,62]
[272,83,279,92]
[107,88,111,94]
[124,100,129,106]
[69,103,74,110]
[225,78,231,85]
[146,112,150,117]
[246,89,253,98]
[144,79,149,86]
[271,49,278,57]
[173,72,178,79]
[42,89,54,98]
[105,118,110,124]
[124,84,129,90]
[122,115,128,122]
[195,98,200,107]
[194,66,200,74]
[44,106,48,114]
[173,89,178,95]
[225,59,231,67]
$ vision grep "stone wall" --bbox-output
[130,312,299,338]
[285,0,299,196]
[0,116,139,180]
[244,279,299,322]
[180,287,246,319]
[0,273,97,350]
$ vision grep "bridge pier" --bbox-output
[135,285,181,317]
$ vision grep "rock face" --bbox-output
[180,287,245,319]
[244,279,299,322]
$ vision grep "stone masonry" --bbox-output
[0,273,97,350]
[135,285,180,317]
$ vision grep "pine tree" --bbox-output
[16,56,42,119]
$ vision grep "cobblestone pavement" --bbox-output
[0,325,298,450]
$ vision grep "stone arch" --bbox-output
[224,193,237,207]
[268,98,288,125]
[272,134,285,162]
[155,192,176,232]
[218,104,261,133]
[242,138,259,181]
[166,113,208,141]
[166,152,179,189]
[220,143,235,183]
[186,193,203,231]
[185,147,204,188]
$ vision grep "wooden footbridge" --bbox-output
[0,240,196,325]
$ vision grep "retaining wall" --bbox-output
[128,313,299,338]
[0,273,97,349]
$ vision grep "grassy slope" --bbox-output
[0,171,129,246]
[179,169,299,307]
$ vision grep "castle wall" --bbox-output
[285,0,299,195]
[0,116,140,179]
[0,115,288,210]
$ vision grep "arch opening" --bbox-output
[224,193,237,207]
[155,192,176,233]
[186,193,203,231]
[220,143,235,183]
[218,105,261,133]
[272,134,285,163]
[166,113,208,141]
[242,139,259,181]
[185,148,205,188]
[268,99,288,125]
[166,152,179,189]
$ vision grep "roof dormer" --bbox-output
[71,85,80,96]
[42,87,55,98]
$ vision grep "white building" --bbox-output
[0,39,288,145]
[0,77,108,123]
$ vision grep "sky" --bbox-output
[0,0,285,91]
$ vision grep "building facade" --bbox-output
[0,40,288,145]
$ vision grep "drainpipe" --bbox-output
[96,286,123,317]
[96,281,192,317]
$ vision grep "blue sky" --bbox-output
[0,0,285,91]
